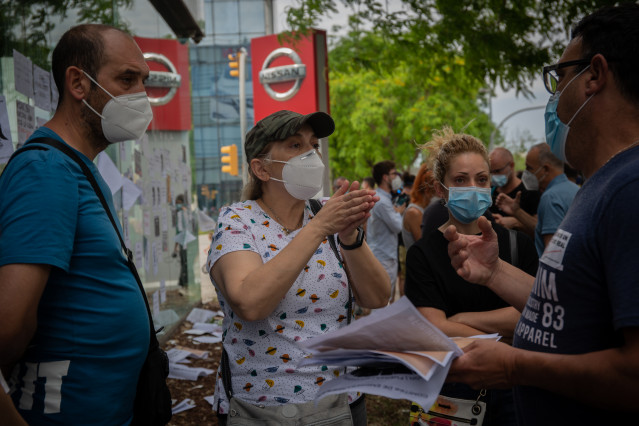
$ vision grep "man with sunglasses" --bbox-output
[444,4,639,424]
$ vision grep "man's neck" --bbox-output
[46,107,106,160]
[540,170,562,191]
[378,181,392,194]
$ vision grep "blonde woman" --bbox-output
[405,127,538,425]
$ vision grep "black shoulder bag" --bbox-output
[7,138,172,425]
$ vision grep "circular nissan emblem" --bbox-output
[259,48,307,101]
[143,52,182,106]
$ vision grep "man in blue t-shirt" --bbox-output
[0,24,153,424]
[495,143,579,255]
[442,4,639,425]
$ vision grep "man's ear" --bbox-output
[585,53,609,96]
[66,66,90,102]
[251,158,270,182]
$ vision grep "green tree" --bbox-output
[286,0,620,95]
[0,0,132,69]
[327,32,494,180]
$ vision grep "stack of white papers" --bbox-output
[298,296,497,409]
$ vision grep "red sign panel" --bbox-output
[251,30,329,123]
[134,37,192,131]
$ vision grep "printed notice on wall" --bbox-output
[33,65,52,111]
[16,100,35,147]
[13,50,34,98]
[0,96,14,165]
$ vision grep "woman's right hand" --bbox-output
[310,180,379,237]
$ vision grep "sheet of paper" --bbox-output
[16,100,35,146]
[175,230,196,248]
[160,280,166,304]
[198,209,217,232]
[152,291,160,319]
[166,348,192,364]
[1,374,9,393]
[13,50,33,98]
[168,363,214,381]
[0,95,14,164]
[33,65,51,111]
[122,177,141,211]
[191,322,223,334]
[193,335,223,344]
[315,363,451,410]
[186,308,218,324]
[50,72,59,111]
[171,398,196,415]
[300,296,461,355]
[204,395,215,407]
[96,152,123,195]
[183,329,209,336]
[134,242,143,271]
[174,345,209,359]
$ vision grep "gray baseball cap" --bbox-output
[245,110,335,162]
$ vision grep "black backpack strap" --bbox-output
[309,199,353,325]
[22,137,159,347]
[508,229,519,268]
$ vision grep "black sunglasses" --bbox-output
[542,59,591,94]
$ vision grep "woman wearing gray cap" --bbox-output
[207,110,390,424]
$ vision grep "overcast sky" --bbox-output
[61,0,550,151]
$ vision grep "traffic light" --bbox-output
[228,53,239,78]
[220,144,238,176]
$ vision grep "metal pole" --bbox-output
[489,105,545,150]
[238,47,248,186]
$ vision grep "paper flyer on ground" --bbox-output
[297,296,498,408]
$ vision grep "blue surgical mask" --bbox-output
[442,184,492,224]
[491,174,508,188]
[544,65,593,163]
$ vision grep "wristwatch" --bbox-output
[338,226,365,250]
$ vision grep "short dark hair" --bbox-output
[372,160,395,185]
[572,4,639,105]
[362,176,375,188]
[51,24,124,106]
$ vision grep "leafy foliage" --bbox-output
[327,32,494,180]
[286,0,620,95]
[0,0,132,69]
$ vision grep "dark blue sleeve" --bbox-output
[600,178,639,329]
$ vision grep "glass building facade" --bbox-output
[191,0,273,218]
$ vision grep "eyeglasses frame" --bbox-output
[542,58,592,94]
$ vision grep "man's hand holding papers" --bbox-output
[298,297,499,408]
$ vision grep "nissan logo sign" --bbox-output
[259,48,306,101]
[143,52,182,106]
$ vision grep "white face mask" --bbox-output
[521,166,543,191]
[390,175,402,191]
[270,149,325,200]
[82,71,153,143]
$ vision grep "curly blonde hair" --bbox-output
[420,126,489,184]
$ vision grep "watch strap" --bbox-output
[337,226,365,250]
